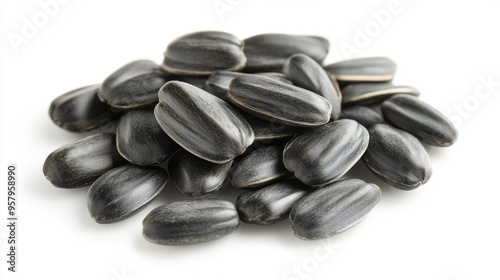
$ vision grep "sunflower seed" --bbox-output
[87,165,167,223]
[236,179,312,225]
[116,110,179,166]
[341,83,420,105]
[161,31,246,75]
[142,198,239,245]
[202,71,291,102]
[168,149,232,196]
[43,133,126,188]
[382,94,458,146]
[324,57,396,83]
[290,179,381,240]
[228,75,332,127]
[339,105,385,128]
[98,60,171,109]
[243,33,329,72]
[154,81,254,163]
[49,84,121,132]
[283,53,342,121]
[239,111,304,141]
[362,124,432,190]
[229,141,291,189]
[283,120,369,186]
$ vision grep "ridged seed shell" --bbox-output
[341,83,420,105]
[324,57,396,83]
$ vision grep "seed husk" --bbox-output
[154,81,254,164]
[239,111,304,141]
[228,75,332,127]
[229,141,291,189]
[87,165,167,224]
[243,33,329,72]
[116,110,179,166]
[142,198,239,246]
[283,53,342,121]
[43,133,126,189]
[202,71,292,102]
[339,105,385,128]
[382,94,458,146]
[362,124,432,190]
[168,149,232,196]
[161,31,246,75]
[49,84,121,132]
[341,83,420,105]
[283,120,369,187]
[290,179,381,240]
[236,179,312,225]
[98,60,171,109]
[324,57,396,83]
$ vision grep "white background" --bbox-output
[1,1,500,279]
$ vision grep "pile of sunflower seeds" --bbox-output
[43,31,458,245]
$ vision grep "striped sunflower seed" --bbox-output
[324,57,396,83]
[339,105,385,128]
[290,179,381,240]
[142,198,239,245]
[382,94,458,146]
[154,81,254,164]
[87,165,167,223]
[283,120,369,186]
[341,82,420,105]
[161,31,246,75]
[362,124,432,190]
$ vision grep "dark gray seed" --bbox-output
[236,179,312,225]
[283,120,369,186]
[202,71,291,102]
[228,75,332,127]
[87,165,167,223]
[382,94,458,146]
[341,83,420,105]
[362,124,432,190]
[142,198,239,245]
[154,81,254,164]
[283,53,342,120]
[168,149,232,196]
[170,75,208,89]
[239,111,304,141]
[43,133,126,188]
[243,34,329,72]
[339,105,385,128]
[161,31,246,75]
[290,179,381,240]
[98,60,171,109]
[324,57,396,83]
[230,141,291,189]
[116,110,179,166]
[49,84,121,132]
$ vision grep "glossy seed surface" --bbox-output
[324,57,396,83]
[363,124,432,190]
[87,165,167,223]
[49,84,120,132]
[154,81,254,164]
[283,120,369,186]
[382,94,458,146]
[283,53,342,121]
[116,110,178,166]
[229,141,291,188]
[142,198,239,245]
[243,34,329,72]
[202,71,291,102]
[168,149,232,196]
[161,31,246,75]
[339,105,385,128]
[341,83,420,105]
[98,60,171,108]
[236,179,312,225]
[290,179,381,240]
[43,133,125,188]
[228,75,332,127]
[239,111,304,141]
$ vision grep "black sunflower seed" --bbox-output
[341,83,420,105]
[339,105,385,128]
[324,57,396,83]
